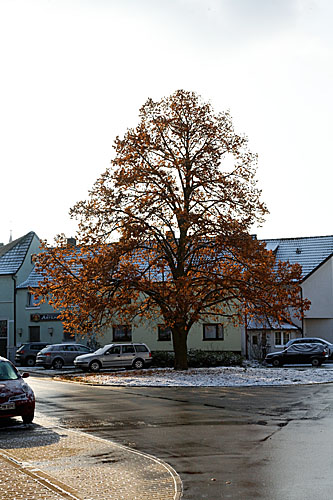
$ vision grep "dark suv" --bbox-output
[15,342,50,367]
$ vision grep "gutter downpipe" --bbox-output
[300,286,304,338]
[12,275,17,359]
[245,311,248,359]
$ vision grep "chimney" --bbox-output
[67,237,76,246]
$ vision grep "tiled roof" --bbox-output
[247,318,299,330]
[262,235,333,279]
[0,232,36,275]
[17,266,42,288]
[18,234,333,288]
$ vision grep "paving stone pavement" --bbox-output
[0,415,182,500]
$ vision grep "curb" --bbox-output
[0,418,183,500]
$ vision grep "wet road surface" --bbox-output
[24,377,333,499]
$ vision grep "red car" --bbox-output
[0,357,35,424]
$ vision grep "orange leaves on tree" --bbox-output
[35,90,309,370]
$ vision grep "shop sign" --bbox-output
[30,313,61,322]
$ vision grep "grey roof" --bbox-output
[17,265,42,288]
[18,234,333,289]
[0,232,36,275]
[247,317,299,330]
[262,235,333,279]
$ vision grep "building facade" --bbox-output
[0,232,40,361]
[247,236,333,358]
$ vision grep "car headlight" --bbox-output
[9,393,28,402]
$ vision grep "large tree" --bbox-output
[36,90,309,370]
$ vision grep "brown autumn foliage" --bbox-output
[35,90,310,370]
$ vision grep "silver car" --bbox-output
[74,343,152,372]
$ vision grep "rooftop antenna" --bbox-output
[9,228,12,243]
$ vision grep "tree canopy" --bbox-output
[35,90,309,370]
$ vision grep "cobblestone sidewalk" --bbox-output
[0,417,182,500]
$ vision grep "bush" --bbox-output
[151,351,175,368]
[151,349,243,368]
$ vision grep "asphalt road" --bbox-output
[23,377,333,499]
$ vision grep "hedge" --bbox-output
[151,349,243,368]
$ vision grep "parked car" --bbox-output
[0,357,35,423]
[285,337,333,358]
[36,343,93,369]
[74,343,152,372]
[265,343,329,367]
[15,342,50,367]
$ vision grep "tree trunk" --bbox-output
[172,325,188,370]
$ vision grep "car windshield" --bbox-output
[16,344,28,352]
[39,347,51,353]
[0,361,19,380]
[94,346,110,355]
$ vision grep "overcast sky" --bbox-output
[1,0,332,245]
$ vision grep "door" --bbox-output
[285,345,301,364]
[62,345,78,365]
[29,326,40,342]
[103,345,122,367]
[0,320,7,358]
[120,345,136,366]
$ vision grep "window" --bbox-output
[63,330,74,342]
[0,361,19,381]
[275,332,290,347]
[158,325,172,341]
[107,345,121,355]
[252,335,258,345]
[113,325,132,342]
[31,344,47,350]
[76,346,91,353]
[203,324,224,341]
[122,345,135,354]
[0,320,7,337]
[135,345,148,352]
[64,345,77,351]
[27,292,40,308]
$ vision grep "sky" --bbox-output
[1,0,332,245]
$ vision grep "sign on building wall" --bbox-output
[30,313,61,322]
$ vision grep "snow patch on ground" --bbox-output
[70,364,333,387]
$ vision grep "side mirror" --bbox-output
[21,372,30,378]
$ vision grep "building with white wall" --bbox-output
[247,235,333,358]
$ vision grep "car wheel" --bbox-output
[312,358,321,367]
[52,358,64,370]
[26,357,35,367]
[89,360,101,372]
[22,411,34,424]
[132,358,144,370]
[272,358,281,367]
